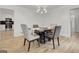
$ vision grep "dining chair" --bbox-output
[45,26,61,49]
[21,24,40,52]
[33,24,39,28]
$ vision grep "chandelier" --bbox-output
[36,6,47,14]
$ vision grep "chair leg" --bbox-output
[33,41,35,45]
[23,38,26,46]
[37,39,40,47]
[48,38,51,41]
[52,39,55,49]
[27,42,31,52]
[57,37,60,46]
[43,35,45,44]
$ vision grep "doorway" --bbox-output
[70,8,79,36]
[0,8,14,40]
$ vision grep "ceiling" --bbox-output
[19,5,63,10]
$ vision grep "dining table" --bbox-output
[33,27,54,44]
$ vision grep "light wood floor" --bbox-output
[0,31,79,53]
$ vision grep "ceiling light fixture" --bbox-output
[36,6,47,14]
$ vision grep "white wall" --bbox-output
[70,14,75,34]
